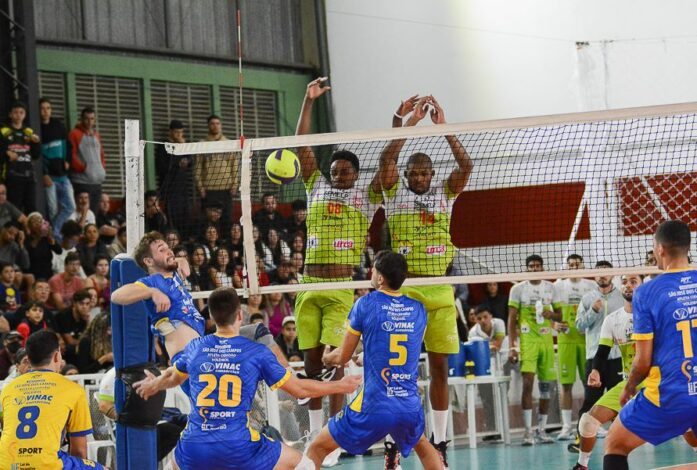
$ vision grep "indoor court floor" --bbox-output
[331,436,697,470]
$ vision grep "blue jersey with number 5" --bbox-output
[173,334,290,442]
[347,290,426,414]
[632,269,697,407]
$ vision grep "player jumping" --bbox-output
[374,94,473,468]
[604,220,697,469]
[308,250,443,470]
[134,287,362,470]
[295,77,381,465]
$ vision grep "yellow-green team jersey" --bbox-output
[382,179,457,276]
[0,370,93,470]
[553,278,596,344]
[508,280,555,344]
[598,307,635,376]
[304,170,379,267]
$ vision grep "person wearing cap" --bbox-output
[156,119,193,237]
[275,315,301,360]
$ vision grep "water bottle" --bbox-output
[535,299,545,325]
[465,360,475,379]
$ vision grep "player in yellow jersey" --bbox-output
[295,77,381,465]
[374,94,473,467]
[0,330,105,470]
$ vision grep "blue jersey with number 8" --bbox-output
[632,269,697,407]
[347,290,427,414]
[173,334,290,443]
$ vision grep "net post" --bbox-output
[264,385,282,432]
[124,120,145,252]
[239,143,259,294]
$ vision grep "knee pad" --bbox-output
[538,381,551,399]
[578,413,601,438]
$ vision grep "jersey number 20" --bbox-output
[197,374,243,407]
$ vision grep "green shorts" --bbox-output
[401,284,459,355]
[295,276,353,350]
[557,342,586,385]
[520,341,557,381]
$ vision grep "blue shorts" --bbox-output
[328,407,424,457]
[171,350,190,396]
[619,390,697,446]
[174,436,282,470]
[59,451,106,469]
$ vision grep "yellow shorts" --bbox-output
[295,276,353,350]
[401,284,459,354]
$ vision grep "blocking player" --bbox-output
[604,220,697,469]
[553,254,596,440]
[295,77,380,461]
[308,250,442,470]
[573,273,642,470]
[374,94,473,466]
[508,254,560,445]
[0,330,106,469]
[133,287,361,470]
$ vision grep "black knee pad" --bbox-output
[117,363,166,428]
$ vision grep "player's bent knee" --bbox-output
[538,381,551,400]
[578,412,601,438]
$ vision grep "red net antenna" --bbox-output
[236,3,245,148]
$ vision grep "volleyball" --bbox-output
[265,149,300,185]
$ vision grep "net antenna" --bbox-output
[236,0,245,147]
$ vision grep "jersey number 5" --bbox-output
[389,334,408,366]
[197,374,243,407]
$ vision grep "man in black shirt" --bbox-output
[155,120,193,237]
[285,199,307,240]
[252,193,286,240]
[0,101,40,213]
[479,281,509,327]
[96,192,124,245]
[54,289,92,363]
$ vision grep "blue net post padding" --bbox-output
[111,256,158,470]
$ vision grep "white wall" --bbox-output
[326,0,697,131]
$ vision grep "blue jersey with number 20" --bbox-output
[347,290,427,414]
[173,334,290,443]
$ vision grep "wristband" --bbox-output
[510,347,519,353]
[394,112,404,119]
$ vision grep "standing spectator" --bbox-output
[209,247,235,288]
[156,119,193,237]
[68,106,106,213]
[0,331,23,379]
[266,228,290,267]
[16,301,49,344]
[252,193,286,239]
[76,223,108,276]
[54,288,92,351]
[0,183,26,227]
[144,190,168,233]
[0,101,40,213]
[0,221,30,275]
[194,114,238,235]
[0,261,20,314]
[285,199,307,240]
[96,192,123,245]
[274,316,300,360]
[48,252,84,311]
[25,212,60,281]
[262,290,293,337]
[40,98,75,240]
[107,225,127,259]
[75,311,113,373]
[479,282,509,325]
[51,220,84,277]
[69,190,96,228]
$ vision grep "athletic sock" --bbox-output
[562,409,572,427]
[603,454,629,470]
[385,434,395,444]
[579,451,591,466]
[433,409,449,443]
[523,409,532,431]
[309,409,324,434]
[538,413,548,430]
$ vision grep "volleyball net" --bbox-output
[126,102,697,298]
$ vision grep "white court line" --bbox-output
[653,464,697,470]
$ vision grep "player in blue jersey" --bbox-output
[307,251,442,469]
[604,220,697,470]
[133,287,362,470]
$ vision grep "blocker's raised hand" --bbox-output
[306,77,331,100]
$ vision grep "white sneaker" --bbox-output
[557,425,575,441]
[596,426,608,438]
[522,429,535,446]
[322,447,342,467]
[535,428,554,444]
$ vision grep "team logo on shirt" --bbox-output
[333,239,354,250]
[673,307,692,320]
[381,368,392,385]
[200,362,215,373]
[681,360,697,395]
[307,236,319,249]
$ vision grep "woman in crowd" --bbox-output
[290,233,305,255]
[262,289,293,337]
[252,225,274,270]
[227,223,244,264]
[209,246,235,288]
[76,223,108,276]
[85,254,110,309]
[201,224,221,259]
[75,311,113,373]
[188,244,213,313]
[266,228,291,267]
[240,293,265,324]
